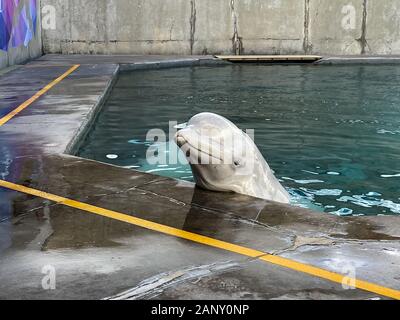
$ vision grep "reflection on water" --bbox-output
[78,64,400,216]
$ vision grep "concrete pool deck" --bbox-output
[0,54,399,300]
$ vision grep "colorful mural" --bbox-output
[0,0,37,51]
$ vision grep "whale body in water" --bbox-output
[174,112,290,204]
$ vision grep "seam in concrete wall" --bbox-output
[230,0,242,55]
[303,0,311,54]
[358,0,369,54]
[189,0,196,55]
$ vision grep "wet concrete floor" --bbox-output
[0,55,399,300]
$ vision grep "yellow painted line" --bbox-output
[0,64,80,126]
[0,178,399,300]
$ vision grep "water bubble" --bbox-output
[327,171,340,175]
[332,208,353,216]
[123,165,140,169]
[282,177,324,184]
[377,129,399,135]
[302,170,319,175]
[312,188,342,196]
[128,139,142,144]
[381,173,400,178]
[366,192,382,197]
[106,154,118,159]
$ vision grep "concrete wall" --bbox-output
[41,0,400,55]
[0,0,42,69]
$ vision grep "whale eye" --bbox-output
[233,160,241,167]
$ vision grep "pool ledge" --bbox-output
[0,54,399,300]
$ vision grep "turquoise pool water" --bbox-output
[78,64,400,216]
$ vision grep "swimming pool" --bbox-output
[78,64,400,216]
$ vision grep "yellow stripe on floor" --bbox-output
[0,179,399,300]
[0,64,80,126]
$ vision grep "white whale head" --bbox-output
[174,112,290,204]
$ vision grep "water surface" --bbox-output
[78,64,400,216]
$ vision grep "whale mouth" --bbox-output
[174,132,224,164]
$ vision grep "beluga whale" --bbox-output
[174,112,290,204]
